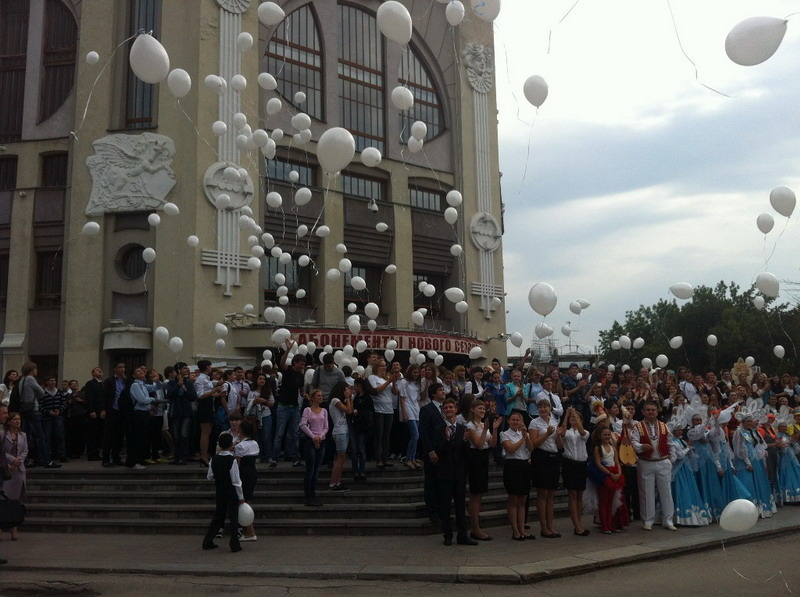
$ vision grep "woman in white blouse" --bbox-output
[529,399,563,538]
[465,400,501,540]
[557,407,590,536]
[501,412,534,540]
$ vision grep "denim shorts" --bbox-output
[333,432,349,452]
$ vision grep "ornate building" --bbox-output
[0,0,507,377]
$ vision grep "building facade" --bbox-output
[0,0,507,379]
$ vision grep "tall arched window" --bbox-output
[0,0,29,141]
[39,0,77,122]
[399,48,443,143]
[265,4,323,120]
[338,4,384,153]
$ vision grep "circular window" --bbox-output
[116,245,146,280]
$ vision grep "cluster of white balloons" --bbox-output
[756,186,794,234]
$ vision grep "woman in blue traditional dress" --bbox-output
[688,413,723,520]
[670,424,710,526]
[775,422,800,504]
[732,414,777,518]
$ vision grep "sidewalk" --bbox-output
[4,507,799,584]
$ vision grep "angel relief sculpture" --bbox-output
[85,133,177,216]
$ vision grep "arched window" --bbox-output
[0,0,30,141]
[399,48,444,143]
[265,4,323,120]
[338,4,384,153]
[39,0,77,122]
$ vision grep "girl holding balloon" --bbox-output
[732,414,776,518]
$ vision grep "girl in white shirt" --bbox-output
[558,407,590,536]
[465,400,501,540]
[397,365,422,469]
[500,412,534,541]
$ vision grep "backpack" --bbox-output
[9,377,24,413]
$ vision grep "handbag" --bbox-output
[0,493,25,528]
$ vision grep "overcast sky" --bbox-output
[490,0,800,357]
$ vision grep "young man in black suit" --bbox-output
[419,383,446,522]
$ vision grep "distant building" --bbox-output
[0,0,507,377]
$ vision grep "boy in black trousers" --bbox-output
[202,432,244,552]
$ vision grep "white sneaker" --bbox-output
[642,523,652,531]
[664,524,677,531]
[240,535,258,542]
[132,464,145,470]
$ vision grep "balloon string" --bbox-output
[547,0,582,54]
[493,23,530,128]
[783,11,800,19]
[762,217,790,270]
[516,114,538,199]
[777,309,798,361]
[71,33,138,141]
[175,99,219,161]
[665,0,732,99]
[720,538,793,593]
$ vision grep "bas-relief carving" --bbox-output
[215,0,251,14]
[463,42,494,94]
[470,212,501,253]
[203,161,254,209]
[85,133,176,216]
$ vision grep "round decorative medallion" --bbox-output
[216,0,252,14]
[203,161,254,210]
[469,211,502,253]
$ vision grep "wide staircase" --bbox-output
[24,461,569,535]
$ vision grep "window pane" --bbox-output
[126,0,160,129]
[264,5,323,120]
[341,173,383,202]
[39,0,77,122]
[36,250,62,307]
[266,158,314,186]
[409,188,442,212]
[264,256,298,291]
[0,0,29,142]
[398,49,444,143]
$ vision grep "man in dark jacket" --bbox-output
[83,367,105,461]
[419,383,446,522]
[102,362,132,467]
[167,362,197,465]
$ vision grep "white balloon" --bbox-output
[86,51,99,64]
[756,272,779,298]
[154,326,169,343]
[669,336,683,350]
[611,341,621,350]
[386,340,398,350]
[633,337,645,350]
[719,499,759,532]
[450,244,463,257]
[348,319,361,335]
[356,340,368,353]
[774,345,786,359]
[561,324,571,337]
[335,244,347,254]
[385,264,397,274]
[670,282,694,300]
[455,301,468,314]
[444,287,465,303]
[305,341,316,354]
[275,273,286,285]
[753,296,765,310]
[411,311,424,326]
[168,336,183,353]
[407,137,424,154]
[534,323,553,339]
[294,187,312,206]
[214,323,228,337]
[510,332,523,348]
[298,255,310,267]
[745,356,755,367]
[317,127,355,174]
[258,72,277,90]
[81,221,100,236]
[266,191,282,209]
[618,335,631,350]
[291,113,311,131]
[258,1,286,26]
[523,75,548,108]
[167,68,191,98]
[350,276,366,291]
[187,235,200,247]
[707,334,718,347]
[252,129,269,147]
[569,301,582,315]
[391,86,415,111]
[621,365,630,373]
[237,32,253,52]
[271,128,283,142]
[294,91,306,103]
[384,349,395,362]
[270,247,282,260]
[247,257,261,271]
[528,282,557,317]
[326,268,341,281]
[361,147,382,167]
[277,296,289,306]
[769,185,796,218]
[364,302,380,320]
[215,339,226,351]
[656,354,669,368]
[338,258,352,273]
[376,222,389,232]
[471,0,501,22]
[434,355,444,367]
[444,207,458,225]
[445,0,465,26]
[315,225,330,238]
[576,299,591,309]
[212,120,227,136]
[377,1,413,44]
[295,289,306,299]
[142,248,156,264]
[129,33,170,84]
[261,233,275,248]
[271,328,291,344]
[468,346,483,360]
[641,358,653,370]
[756,213,774,234]
[575,373,583,381]
[367,319,378,332]
[411,121,428,141]
[204,74,223,94]
[725,17,788,67]
[147,213,161,227]
[243,304,254,314]
[445,190,462,207]
[422,284,436,298]
[163,202,179,216]
[266,97,282,115]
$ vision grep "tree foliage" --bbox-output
[598,281,800,374]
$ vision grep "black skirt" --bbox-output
[532,449,562,489]
[240,456,257,500]
[196,396,214,424]
[561,457,588,491]
[503,458,531,496]
[466,448,490,494]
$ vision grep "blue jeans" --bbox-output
[41,416,65,460]
[405,419,419,462]
[172,416,193,461]
[349,424,368,475]
[303,441,326,501]
[273,405,300,461]
[23,411,51,465]
[259,414,273,459]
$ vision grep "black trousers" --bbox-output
[423,457,439,519]
[86,415,103,459]
[67,415,87,458]
[437,476,468,539]
[103,409,125,464]
[203,494,241,551]
[127,411,149,466]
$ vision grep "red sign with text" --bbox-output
[290,329,481,355]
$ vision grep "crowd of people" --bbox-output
[3,346,800,549]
